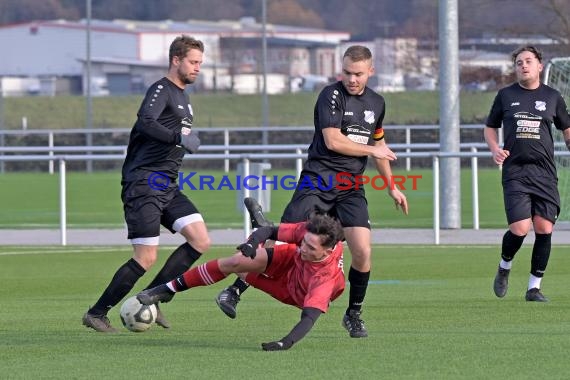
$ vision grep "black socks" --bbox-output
[145,242,202,290]
[530,233,551,277]
[500,230,526,262]
[346,267,370,314]
[89,258,145,315]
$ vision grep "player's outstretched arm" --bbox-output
[261,307,322,351]
[237,226,278,259]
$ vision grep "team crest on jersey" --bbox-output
[535,101,546,111]
[363,110,375,124]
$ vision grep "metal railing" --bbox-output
[0,141,494,174]
[2,149,568,246]
[0,149,491,246]
[0,124,494,172]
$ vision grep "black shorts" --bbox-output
[503,176,560,225]
[121,179,200,239]
[280,188,370,228]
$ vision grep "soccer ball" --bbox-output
[119,296,157,332]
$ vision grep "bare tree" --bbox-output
[536,0,570,52]
[268,0,324,28]
[0,0,78,24]
[459,0,570,55]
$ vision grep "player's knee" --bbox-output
[509,225,530,236]
[509,219,532,236]
[187,235,211,253]
[351,247,371,261]
[224,254,246,271]
[134,254,157,270]
[351,250,371,272]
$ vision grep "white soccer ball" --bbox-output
[119,296,157,332]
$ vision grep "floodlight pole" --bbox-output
[438,0,461,229]
[261,0,269,148]
[85,0,93,172]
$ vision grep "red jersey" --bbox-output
[246,222,345,313]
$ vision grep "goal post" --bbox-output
[544,57,570,222]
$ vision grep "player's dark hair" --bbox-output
[343,45,372,62]
[169,35,204,67]
[305,214,343,249]
[511,45,543,64]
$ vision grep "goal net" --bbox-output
[544,57,570,221]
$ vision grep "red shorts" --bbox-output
[245,244,300,308]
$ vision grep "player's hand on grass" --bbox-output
[180,127,200,153]
[261,340,291,351]
[237,242,256,259]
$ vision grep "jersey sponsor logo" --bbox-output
[177,105,184,109]
[516,125,539,133]
[345,126,369,134]
[344,111,354,116]
[535,101,546,111]
[515,119,541,139]
[513,112,541,120]
[516,120,540,128]
[342,124,370,144]
[347,134,368,144]
[364,110,375,124]
[511,102,520,106]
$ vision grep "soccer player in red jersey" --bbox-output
[137,213,345,351]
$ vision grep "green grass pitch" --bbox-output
[1,244,570,379]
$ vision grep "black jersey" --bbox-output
[122,77,193,182]
[303,81,386,178]
[486,83,570,180]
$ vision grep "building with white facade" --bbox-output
[0,18,350,96]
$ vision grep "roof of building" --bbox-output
[2,18,349,37]
[221,36,337,48]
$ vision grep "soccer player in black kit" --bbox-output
[217,45,408,338]
[82,35,208,332]
[485,45,570,302]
